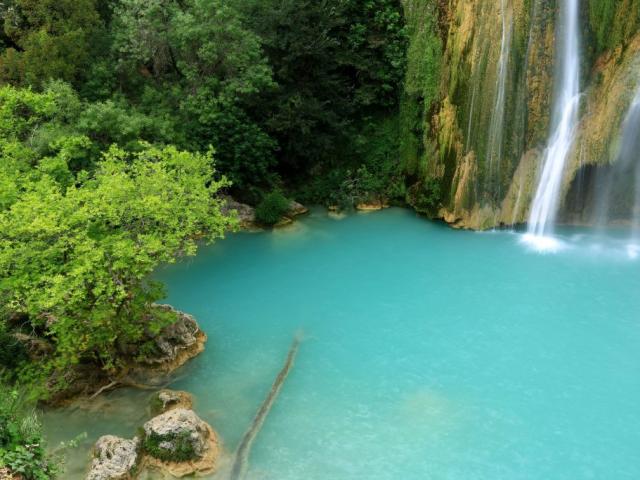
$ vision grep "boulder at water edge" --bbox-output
[287,200,309,217]
[150,389,193,415]
[142,408,219,478]
[86,436,140,480]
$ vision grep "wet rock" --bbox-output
[0,467,18,480]
[86,436,139,480]
[135,305,206,374]
[221,196,256,229]
[356,200,388,211]
[47,306,206,406]
[287,200,309,217]
[150,389,193,415]
[142,408,219,477]
[273,216,294,228]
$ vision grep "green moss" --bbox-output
[588,0,640,56]
[142,431,197,462]
[399,0,443,177]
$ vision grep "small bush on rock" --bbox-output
[255,190,290,225]
[142,431,197,462]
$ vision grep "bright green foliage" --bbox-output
[0,387,59,479]
[255,190,290,225]
[0,137,235,375]
[399,0,442,178]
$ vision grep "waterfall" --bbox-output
[526,0,581,243]
[487,0,512,200]
[595,87,640,255]
[616,90,640,243]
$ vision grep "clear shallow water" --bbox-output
[44,208,640,479]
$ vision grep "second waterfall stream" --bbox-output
[526,0,581,248]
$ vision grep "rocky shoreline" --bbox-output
[46,306,207,407]
[87,391,220,480]
[221,196,309,230]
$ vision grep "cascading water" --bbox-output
[486,0,512,200]
[625,91,640,258]
[526,0,581,247]
[594,87,640,256]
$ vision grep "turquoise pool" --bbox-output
[45,208,640,479]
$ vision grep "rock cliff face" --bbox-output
[400,0,640,229]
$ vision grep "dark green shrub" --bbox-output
[255,190,290,225]
[409,178,442,214]
[0,326,28,372]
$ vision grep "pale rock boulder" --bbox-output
[142,408,220,478]
[86,436,139,480]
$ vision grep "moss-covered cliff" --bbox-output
[400,0,640,229]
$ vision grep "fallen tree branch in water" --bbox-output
[229,334,302,480]
[88,380,120,399]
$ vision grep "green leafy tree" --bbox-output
[0,142,235,378]
[0,0,103,87]
[235,0,407,175]
[111,0,277,195]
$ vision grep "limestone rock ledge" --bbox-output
[86,407,220,480]
[140,408,220,478]
[87,436,140,480]
[150,389,193,416]
[220,196,258,230]
[47,306,206,406]
[287,200,309,217]
[0,467,19,480]
[356,199,389,211]
[131,305,206,375]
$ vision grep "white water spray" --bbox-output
[622,91,640,243]
[526,0,581,245]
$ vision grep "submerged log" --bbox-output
[229,335,301,480]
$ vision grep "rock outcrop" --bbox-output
[132,305,206,375]
[221,196,257,229]
[141,408,220,478]
[286,200,309,217]
[0,467,18,480]
[356,200,388,211]
[86,436,139,480]
[47,305,206,406]
[150,389,193,415]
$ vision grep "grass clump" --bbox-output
[0,388,60,480]
[255,190,290,225]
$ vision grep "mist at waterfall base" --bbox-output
[44,209,640,480]
[525,0,581,251]
[593,88,640,246]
